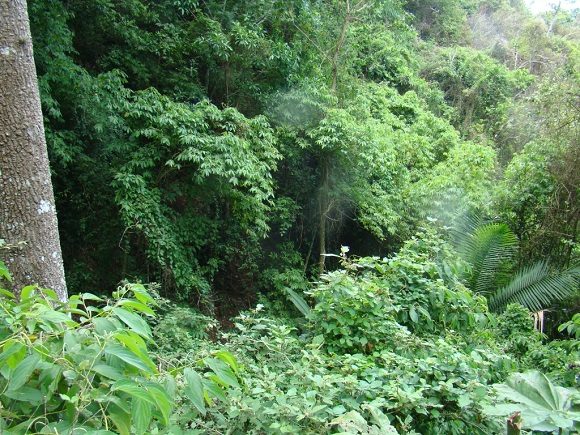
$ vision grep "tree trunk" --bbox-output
[318,157,329,275]
[331,0,352,92]
[546,2,561,36]
[0,0,67,300]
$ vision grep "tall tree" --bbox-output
[0,0,67,299]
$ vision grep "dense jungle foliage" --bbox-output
[0,0,579,433]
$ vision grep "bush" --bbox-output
[0,283,238,434]
[150,295,217,354]
[187,230,534,434]
[308,230,490,352]
[497,303,535,338]
[522,340,579,387]
[494,304,578,386]
[559,313,580,339]
[191,307,508,434]
[257,243,311,319]
[2,228,574,434]
[308,269,401,354]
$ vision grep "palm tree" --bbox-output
[454,220,579,312]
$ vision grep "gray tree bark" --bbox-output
[0,0,67,300]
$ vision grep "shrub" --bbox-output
[257,243,311,319]
[308,269,401,354]
[494,305,578,386]
[0,283,237,434]
[521,340,579,387]
[192,307,508,434]
[150,295,217,354]
[559,313,580,339]
[308,230,490,350]
[497,303,535,338]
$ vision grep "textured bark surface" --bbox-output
[0,0,67,300]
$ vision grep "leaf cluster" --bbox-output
[0,284,238,434]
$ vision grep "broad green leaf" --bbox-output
[163,374,176,399]
[146,382,172,425]
[0,288,15,299]
[331,410,376,433]
[91,364,123,381]
[4,342,26,370]
[457,393,472,408]
[108,408,131,435]
[366,405,397,433]
[409,306,418,323]
[206,358,239,388]
[113,331,156,372]
[81,431,118,435]
[184,368,206,415]
[203,379,226,402]
[39,310,76,326]
[132,397,152,435]
[0,342,25,366]
[7,352,40,391]
[129,284,155,305]
[214,350,239,374]
[3,386,43,403]
[41,421,77,434]
[40,288,59,301]
[491,371,578,432]
[105,344,157,374]
[286,289,311,318]
[82,293,104,301]
[0,260,12,282]
[93,318,120,335]
[496,371,563,410]
[112,379,157,406]
[118,300,155,317]
[112,307,152,338]
[67,308,89,316]
[312,335,324,346]
[5,417,39,433]
[482,403,520,416]
[107,395,132,414]
[20,285,37,300]
[113,330,147,350]
[38,364,62,396]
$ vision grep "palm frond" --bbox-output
[450,212,486,246]
[456,222,518,294]
[489,262,580,312]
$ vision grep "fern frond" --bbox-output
[489,262,580,312]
